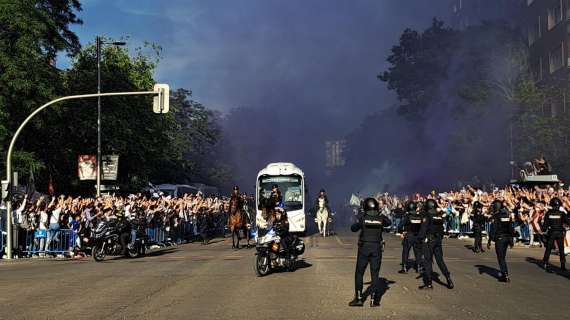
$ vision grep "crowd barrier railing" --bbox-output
[22,229,78,255]
[1,230,6,254]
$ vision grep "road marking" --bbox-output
[334,235,346,246]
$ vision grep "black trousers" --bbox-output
[473,229,483,251]
[543,232,566,265]
[402,234,420,268]
[495,237,511,276]
[355,242,382,294]
[422,237,450,285]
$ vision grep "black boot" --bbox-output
[398,266,407,274]
[370,292,381,307]
[445,275,454,289]
[561,263,566,271]
[419,282,433,290]
[348,290,364,307]
[544,262,552,273]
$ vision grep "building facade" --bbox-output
[449,0,524,30]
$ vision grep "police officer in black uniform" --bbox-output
[470,201,487,253]
[541,197,568,272]
[349,197,392,307]
[486,200,515,282]
[398,201,422,274]
[418,199,454,290]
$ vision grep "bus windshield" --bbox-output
[258,175,303,211]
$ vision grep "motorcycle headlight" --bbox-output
[271,243,279,252]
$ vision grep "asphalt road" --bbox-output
[0,232,568,320]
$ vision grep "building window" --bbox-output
[538,57,544,81]
[549,43,564,73]
[551,101,559,118]
[538,15,542,38]
[548,1,563,30]
[529,24,537,45]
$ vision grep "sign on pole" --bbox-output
[78,155,97,180]
[102,155,119,180]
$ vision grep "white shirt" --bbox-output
[50,208,61,224]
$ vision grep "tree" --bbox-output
[0,0,82,181]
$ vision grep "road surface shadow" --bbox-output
[146,247,179,257]
[526,257,569,280]
[475,264,501,280]
[362,278,395,306]
[296,259,312,269]
[414,272,448,288]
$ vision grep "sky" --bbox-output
[62,0,451,122]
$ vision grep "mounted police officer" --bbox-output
[487,200,515,282]
[349,197,391,307]
[398,201,422,274]
[418,199,454,290]
[541,197,568,272]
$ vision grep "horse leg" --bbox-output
[231,228,236,248]
[236,227,241,249]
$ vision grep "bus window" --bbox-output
[258,175,303,211]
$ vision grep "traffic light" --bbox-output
[153,84,170,114]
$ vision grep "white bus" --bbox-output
[256,162,306,233]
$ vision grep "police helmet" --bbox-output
[550,197,562,209]
[491,200,503,212]
[406,201,417,212]
[473,201,482,209]
[363,197,379,213]
[425,199,437,211]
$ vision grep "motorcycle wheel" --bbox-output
[126,244,140,258]
[254,253,270,277]
[92,243,106,262]
[287,257,297,272]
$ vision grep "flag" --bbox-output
[48,174,55,196]
[349,193,361,207]
[26,165,36,196]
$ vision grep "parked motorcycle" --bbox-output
[92,220,147,262]
[254,228,305,276]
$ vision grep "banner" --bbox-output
[102,155,119,181]
[349,193,361,207]
[78,155,97,180]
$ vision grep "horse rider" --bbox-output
[314,189,331,237]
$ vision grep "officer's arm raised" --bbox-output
[350,216,362,232]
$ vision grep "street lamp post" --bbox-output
[96,36,126,197]
[3,85,169,259]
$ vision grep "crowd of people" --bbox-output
[371,183,570,248]
[5,192,245,257]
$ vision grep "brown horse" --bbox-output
[228,197,244,249]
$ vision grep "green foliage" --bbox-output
[0,2,230,194]
[0,0,82,172]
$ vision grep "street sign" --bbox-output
[153,84,170,114]
[102,155,119,180]
[78,155,97,180]
[94,185,120,191]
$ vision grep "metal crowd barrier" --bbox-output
[1,230,6,254]
[22,229,77,255]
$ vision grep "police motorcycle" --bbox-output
[253,227,305,277]
[92,219,147,262]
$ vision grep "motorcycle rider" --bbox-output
[349,197,391,307]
